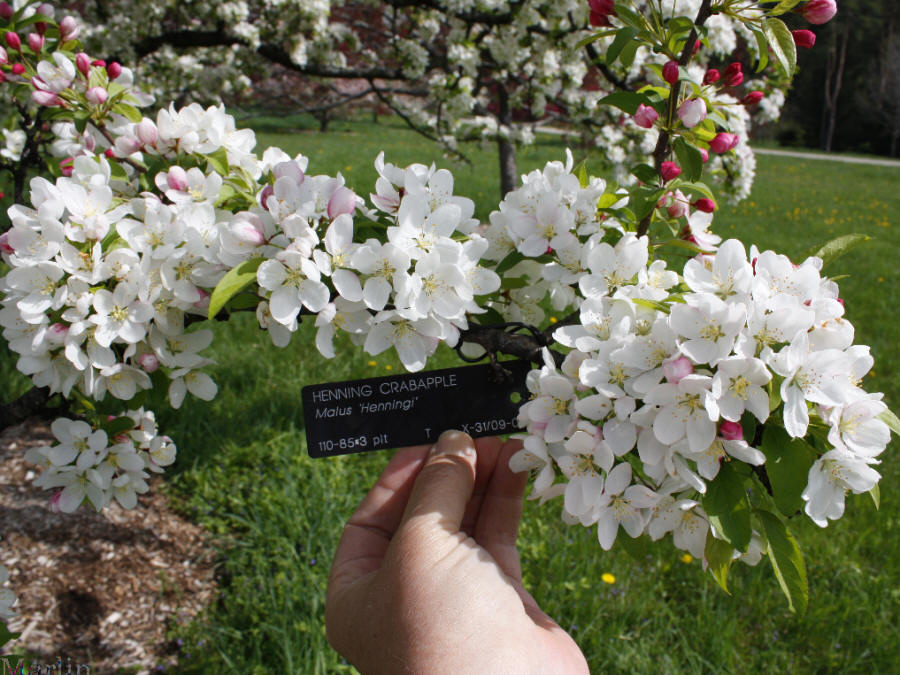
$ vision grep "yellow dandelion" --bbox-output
[680,553,693,564]
[601,573,615,584]
[368,360,377,366]
[385,364,393,371]
[549,316,558,324]
[344,165,353,172]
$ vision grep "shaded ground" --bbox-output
[0,419,217,674]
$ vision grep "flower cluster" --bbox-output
[511,233,887,560]
[24,409,174,512]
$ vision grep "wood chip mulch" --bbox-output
[0,419,218,674]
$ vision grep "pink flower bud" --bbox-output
[137,353,160,373]
[327,185,358,219]
[136,118,158,146]
[47,322,69,344]
[166,166,188,191]
[660,161,681,182]
[800,0,836,24]
[272,160,304,184]
[91,58,106,67]
[27,32,44,52]
[11,62,24,75]
[59,157,74,176]
[741,91,764,106]
[0,3,12,20]
[31,89,61,106]
[58,16,79,42]
[114,134,141,156]
[75,52,90,76]
[677,98,707,128]
[723,62,743,87]
[0,231,13,254]
[259,184,274,208]
[667,190,688,218]
[104,148,115,158]
[633,103,658,129]
[5,31,21,51]
[0,46,6,65]
[692,198,716,213]
[663,356,694,384]
[85,86,107,105]
[662,60,679,85]
[693,38,701,55]
[588,0,616,27]
[37,3,54,18]
[719,420,744,441]
[35,22,46,35]
[232,221,266,247]
[710,132,739,154]
[703,68,720,85]
[699,147,709,163]
[106,61,122,80]
[791,29,816,48]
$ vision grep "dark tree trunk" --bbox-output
[820,25,849,152]
[496,86,518,198]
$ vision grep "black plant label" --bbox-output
[303,361,531,457]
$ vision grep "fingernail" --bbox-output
[429,430,476,459]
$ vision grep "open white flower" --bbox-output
[802,449,880,527]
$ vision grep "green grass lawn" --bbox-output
[4,116,899,674]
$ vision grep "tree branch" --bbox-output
[638,0,713,238]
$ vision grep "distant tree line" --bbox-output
[776,0,900,156]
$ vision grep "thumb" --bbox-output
[399,430,477,533]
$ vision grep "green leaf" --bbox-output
[632,298,670,314]
[768,0,805,16]
[877,408,900,437]
[613,4,645,30]
[576,160,589,188]
[495,250,526,276]
[759,424,815,516]
[672,137,703,182]
[0,620,20,648]
[206,147,230,176]
[597,192,622,209]
[618,39,641,71]
[869,483,880,510]
[597,90,650,115]
[704,532,734,593]
[208,258,264,320]
[629,186,666,221]
[702,462,752,552]
[500,276,529,290]
[758,509,808,614]
[477,307,506,327]
[576,30,617,50]
[803,233,872,268]
[675,180,715,201]
[763,17,797,77]
[605,27,638,66]
[751,28,770,72]
[102,415,136,437]
[632,163,659,185]
[114,102,143,123]
[108,159,129,183]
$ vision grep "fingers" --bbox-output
[399,430,477,533]
[329,445,430,584]
[474,437,527,581]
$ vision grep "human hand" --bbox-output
[326,430,589,675]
